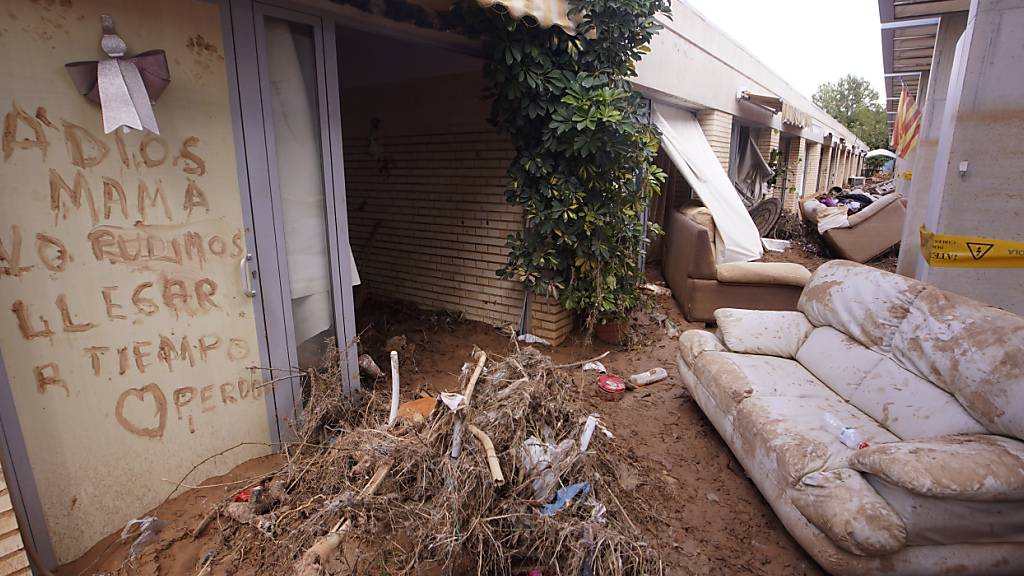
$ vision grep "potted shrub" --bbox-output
[483,0,671,339]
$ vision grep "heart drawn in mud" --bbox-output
[115,384,168,439]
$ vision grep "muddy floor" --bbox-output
[58,268,823,575]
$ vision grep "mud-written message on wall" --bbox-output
[1,103,265,438]
[0,0,271,563]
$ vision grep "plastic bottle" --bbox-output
[823,412,864,449]
[628,367,668,387]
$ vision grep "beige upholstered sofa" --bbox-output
[676,260,1024,575]
[663,206,811,323]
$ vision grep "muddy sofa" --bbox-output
[802,194,906,263]
[662,206,810,323]
[676,260,1024,575]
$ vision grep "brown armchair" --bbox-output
[662,206,811,323]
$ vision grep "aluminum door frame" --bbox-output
[230,0,359,443]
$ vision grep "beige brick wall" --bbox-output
[344,130,573,344]
[0,462,29,576]
[817,144,833,192]
[803,141,822,199]
[781,137,806,213]
[696,109,733,173]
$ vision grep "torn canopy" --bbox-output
[653,104,763,263]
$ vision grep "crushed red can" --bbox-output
[597,374,626,402]
[234,488,252,502]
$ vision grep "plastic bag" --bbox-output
[120,516,167,563]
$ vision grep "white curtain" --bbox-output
[266,20,334,346]
[653,103,763,262]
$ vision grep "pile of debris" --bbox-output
[198,343,659,575]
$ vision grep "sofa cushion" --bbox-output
[678,329,725,367]
[693,352,834,417]
[714,309,814,359]
[791,468,907,556]
[848,435,1024,501]
[868,476,1024,545]
[892,286,1024,439]
[733,394,900,485]
[798,260,927,356]
[796,327,885,400]
[848,357,987,439]
[716,262,811,287]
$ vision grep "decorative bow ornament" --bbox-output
[65,15,170,134]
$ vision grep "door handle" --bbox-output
[240,253,256,297]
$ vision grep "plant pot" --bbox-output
[594,319,629,345]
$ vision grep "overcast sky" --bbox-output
[682,0,887,106]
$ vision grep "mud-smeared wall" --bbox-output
[0,0,270,561]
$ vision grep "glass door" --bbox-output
[231,1,358,442]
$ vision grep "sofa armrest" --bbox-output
[678,329,724,367]
[713,308,813,359]
[791,468,907,556]
[848,435,1024,501]
[716,262,811,287]
[847,193,903,228]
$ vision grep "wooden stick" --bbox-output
[294,462,391,574]
[467,424,505,486]
[451,350,487,459]
[551,350,610,370]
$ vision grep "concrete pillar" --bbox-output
[919,0,1024,313]
[817,143,833,192]
[696,109,733,173]
[896,16,968,278]
[803,141,822,198]
[782,136,806,213]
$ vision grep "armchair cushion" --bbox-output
[715,262,811,287]
[848,435,1024,501]
[714,308,813,358]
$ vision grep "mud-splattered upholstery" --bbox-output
[675,260,1024,575]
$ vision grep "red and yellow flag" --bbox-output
[891,87,921,158]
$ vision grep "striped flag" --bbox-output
[891,87,921,158]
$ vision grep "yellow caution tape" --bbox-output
[920,226,1024,268]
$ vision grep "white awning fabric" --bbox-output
[477,0,576,33]
[653,104,764,263]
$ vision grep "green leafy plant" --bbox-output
[481,0,672,327]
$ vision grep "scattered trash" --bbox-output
[388,350,400,427]
[358,354,384,379]
[582,361,608,373]
[596,374,626,401]
[761,238,791,252]
[517,333,552,346]
[120,516,167,563]
[579,414,600,451]
[642,283,671,296]
[234,488,252,503]
[705,492,720,504]
[665,319,681,339]
[397,396,437,422]
[440,392,465,412]
[823,412,868,449]
[541,482,591,516]
[521,435,576,501]
[628,367,668,387]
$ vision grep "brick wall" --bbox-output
[803,141,822,198]
[696,109,733,172]
[0,462,29,576]
[755,127,780,197]
[782,136,806,213]
[341,72,573,343]
[817,144,833,192]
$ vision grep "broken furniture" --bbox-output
[662,206,810,323]
[676,260,1024,575]
[802,193,906,263]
